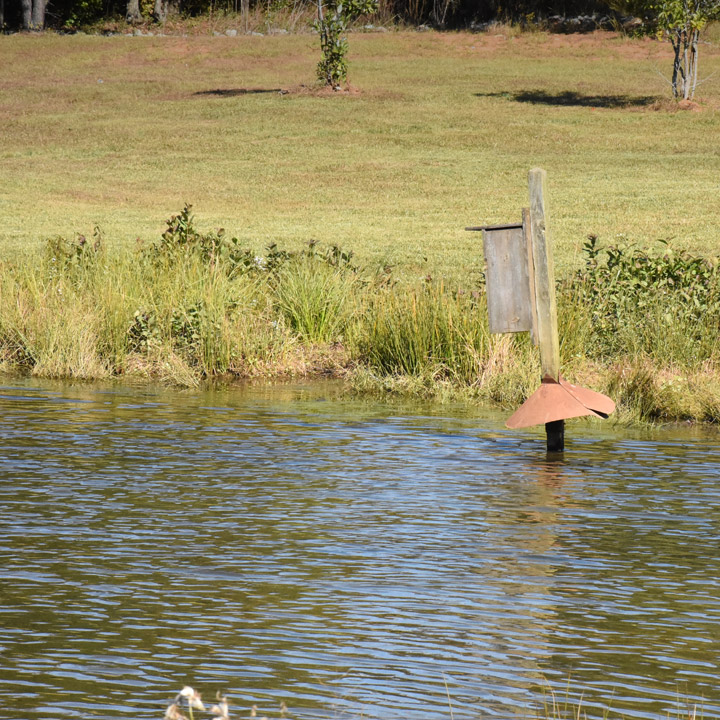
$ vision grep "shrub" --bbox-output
[566,235,720,366]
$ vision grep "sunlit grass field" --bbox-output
[1,28,719,282]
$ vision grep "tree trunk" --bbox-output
[431,0,451,27]
[682,28,691,99]
[126,0,142,22]
[671,30,682,99]
[0,0,5,30]
[241,0,248,32]
[30,0,46,29]
[153,0,179,22]
[671,25,701,101]
[689,28,700,101]
[152,0,166,22]
[21,0,32,29]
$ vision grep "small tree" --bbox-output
[658,0,720,100]
[315,0,377,89]
[611,0,720,100]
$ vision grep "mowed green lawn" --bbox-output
[1,29,718,281]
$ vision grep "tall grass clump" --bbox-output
[356,282,493,384]
[271,243,358,344]
[0,235,110,379]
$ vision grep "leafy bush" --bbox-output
[45,228,104,285]
[567,235,720,364]
[128,309,161,352]
[148,204,256,279]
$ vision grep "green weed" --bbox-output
[567,235,720,367]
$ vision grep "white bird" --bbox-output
[179,686,206,712]
[164,702,188,720]
[211,692,230,720]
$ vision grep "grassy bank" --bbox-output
[2,207,720,425]
[1,30,719,284]
[3,28,719,423]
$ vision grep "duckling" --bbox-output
[164,702,188,720]
[211,692,230,720]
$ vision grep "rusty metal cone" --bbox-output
[559,377,615,417]
[506,376,615,429]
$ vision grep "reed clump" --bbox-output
[3,207,720,424]
[356,282,489,382]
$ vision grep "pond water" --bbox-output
[1,378,719,720]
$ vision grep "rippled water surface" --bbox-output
[2,379,720,720]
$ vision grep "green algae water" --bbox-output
[1,379,719,720]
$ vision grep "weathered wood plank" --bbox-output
[482,225,533,334]
[522,206,539,346]
[528,168,560,381]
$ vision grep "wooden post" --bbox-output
[522,207,538,346]
[528,168,564,452]
[545,419,565,453]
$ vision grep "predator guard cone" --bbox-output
[506,376,615,429]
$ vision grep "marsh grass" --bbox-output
[3,208,720,422]
[356,282,490,381]
[0,258,110,379]
[352,287,540,406]
[272,254,358,343]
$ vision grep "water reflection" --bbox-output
[1,379,719,720]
